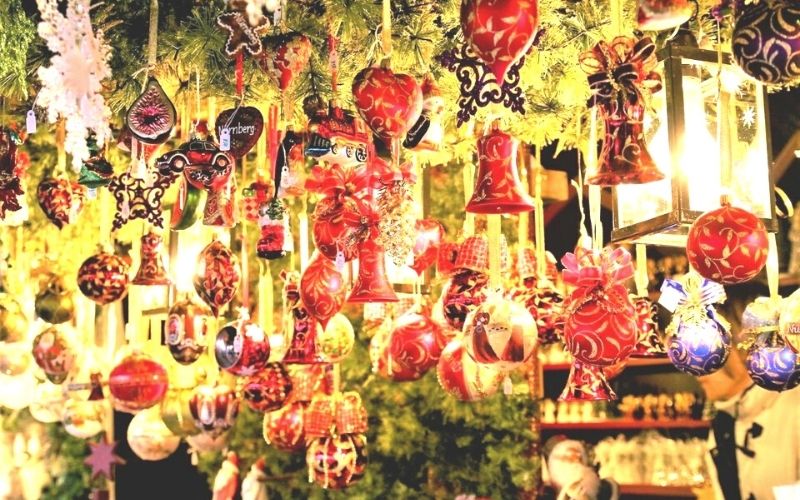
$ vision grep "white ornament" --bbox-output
[241,459,268,500]
[35,0,112,171]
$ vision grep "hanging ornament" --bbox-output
[305,102,369,167]
[194,240,241,316]
[186,431,229,454]
[0,341,32,376]
[388,311,448,376]
[170,175,207,231]
[637,0,694,31]
[580,36,664,185]
[257,199,287,260]
[203,175,238,228]
[316,313,355,363]
[403,74,445,152]
[464,293,538,371]
[217,10,268,57]
[242,362,293,413]
[0,127,24,219]
[189,382,240,436]
[166,296,212,365]
[466,122,535,214]
[281,270,325,364]
[686,203,768,285]
[780,288,800,352]
[215,312,270,376]
[127,406,181,461]
[629,296,667,358]
[410,219,444,276]
[0,295,28,342]
[107,169,174,230]
[518,278,565,346]
[306,433,368,490]
[62,399,105,438]
[84,440,126,481]
[376,175,417,267]
[659,275,731,376]
[0,370,36,409]
[78,137,114,190]
[732,1,800,85]
[371,326,425,382]
[559,360,616,402]
[132,231,171,286]
[442,269,489,331]
[352,62,423,142]
[77,251,130,305]
[212,451,240,500]
[161,387,202,437]
[29,381,67,423]
[260,33,313,92]
[242,458,269,500]
[37,177,85,229]
[108,351,169,413]
[348,239,398,303]
[741,298,800,392]
[155,138,234,191]
[300,252,346,328]
[275,130,305,198]
[561,247,637,366]
[460,0,540,83]
[31,325,77,384]
[436,338,502,401]
[34,276,75,324]
[126,78,176,145]
[263,400,307,453]
[304,391,368,439]
[216,106,264,159]
[241,179,273,222]
[311,193,363,263]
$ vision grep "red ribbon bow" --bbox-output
[305,164,376,200]
[561,246,634,289]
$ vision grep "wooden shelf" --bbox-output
[542,357,673,372]
[619,484,698,498]
[540,419,710,431]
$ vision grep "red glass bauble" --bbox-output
[306,433,368,490]
[260,33,313,92]
[166,297,212,365]
[436,338,502,401]
[263,400,307,453]
[637,0,693,31]
[686,204,768,285]
[77,252,130,305]
[442,269,489,331]
[460,0,540,83]
[410,219,445,275]
[348,240,398,303]
[300,253,347,329]
[464,294,537,371]
[370,328,424,382]
[388,312,447,375]
[352,65,423,140]
[215,317,270,376]
[188,383,239,436]
[193,240,241,316]
[243,363,293,413]
[32,325,76,384]
[312,197,361,262]
[108,351,168,413]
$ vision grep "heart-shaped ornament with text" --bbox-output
[216,106,264,159]
[460,0,540,83]
[352,65,423,140]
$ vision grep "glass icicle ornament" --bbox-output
[376,181,416,267]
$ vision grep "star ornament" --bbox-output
[85,440,126,480]
[217,11,269,57]
[108,170,174,230]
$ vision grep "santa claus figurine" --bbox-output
[212,452,240,500]
[241,457,268,500]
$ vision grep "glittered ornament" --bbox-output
[126,78,176,144]
[127,406,181,461]
[442,269,489,331]
[306,433,368,490]
[108,351,169,413]
[686,203,768,285]
[352,63,423,141]
[316,313,355,363]
[193,240,241,316]
[37,177,85,229]
[263,400,307,453]
[260,32,313,92]
[216,106,264,159]
[629,296,667,358]
[242,363,293,413]
[464,293,537,371]
[732,1,800,85]
[189,383,239,436]
[0,295,29,342]
[436,338,502,401]
[166,296,212,365]
[376,180,417,267]
[300,252,346,329]
[77,252,130,305]
[215,314,270,376]
[132,231,171,286]
[559,361,616,402]
[34,277,75,324]
[62,399,105,439]
[32,325,77,384]
[160,388,201,437]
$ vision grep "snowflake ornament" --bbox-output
[742,106,756,128]
[36,0,112,171]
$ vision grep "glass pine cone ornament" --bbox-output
[215,315,270,376]
[466,122,534,214]
[126,77,176,144]
[132,231,170,286]
[306,433,368,490]
[0,295,29,342]
[189,383,239,437]
[242,363,293,413]
[166,296,212,365]
[77,252,130,304]
[194,240,241,316]
[127,406,181,461]
[263,400,307,453]
[686,204,768,285]
[160,387,201,437]
[732,0,800,85]
[464,293,538,371]
[437,338,502,401]
[32,325,77,384]
[108,351,169,413]
[560,360,617,402]
[629,296,667,357]
[348,240,398,303]
[316,313,355,363]
[300,252,347,329]
[637,0,693,31]
[352,63,423,140]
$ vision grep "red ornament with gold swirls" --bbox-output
[388,312,448,375]
[352,64,423,141]
[312,197,361,262]
[242,363,293,413]
[108,351,169,414]
[306,433,368,490]
[300,253,347,329]
[686,204,768,285]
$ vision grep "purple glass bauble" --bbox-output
[746,332,800,392]
[667,316,731,376]
[732,1,800,85]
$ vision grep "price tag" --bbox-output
[219,128,231,151]
[335,249,345,272]
[26,110,36,134]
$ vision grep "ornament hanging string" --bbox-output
[235,52,244,98]
[258,261,274,334]
[532,145,546,279]
[587,108,602,251]
[517,148,529,246]
[714,18,732,203]
[241,155,250,308]
[767,233,779,300]
[635,244,648,297]
[382,0,392,59]
[147,0,159,73]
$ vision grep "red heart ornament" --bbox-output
[460,0,540,83]
[352,65,423,140]
[260,33,312,92]
[215,106,264,159]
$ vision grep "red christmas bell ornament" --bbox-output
[460,0,540,83]
[193,240,241,316]
[388,312,448,375]
[312,196,362,263]
[629,295,667,358]
[300,252,347,329]
[306,433,368,490]
[32,325,76,384]
[686,203,768,285]
[410,219,445,276]
[352,63,423,141]
[437,338,503,401]
[464,293,538,371]
[243,362,293,413]
[442,269,489,331]
[263,400,307,453]
[559,360,617,402]
[166,296,212,365]
[260,32,313,92]
[637,0,693,31]
[37,177,86,229]
[132,231,171,286]
[215,313,270,376]
[282,271,326,364]
[466,122,535,214]
[348,240,398,303]
[77,252,130,305]
[108,351,169,413]
[189,382,240,436]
